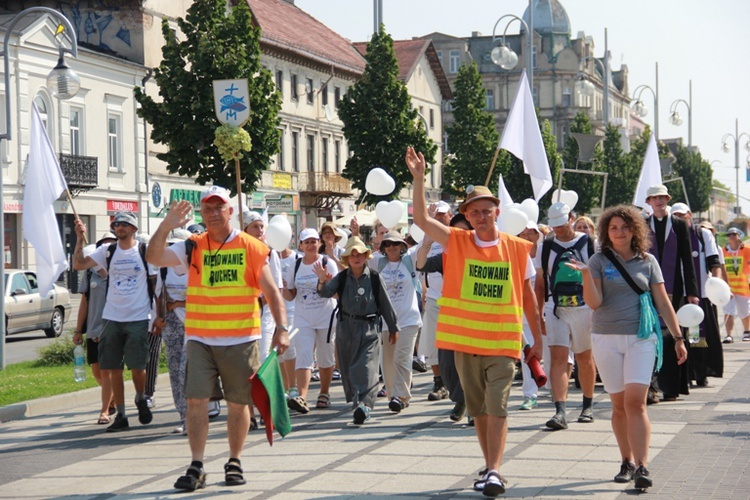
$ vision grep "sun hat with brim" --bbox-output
[96,232,116,247]
[186,223,205,235]
[379,230,407,253]
[646,184,671,201]
[727,227,745,238]
[459,185,500,214]
[670,202,690,215]
[200,185,231,204]
[548,202,571,228]
[320,221,342,242]
[341,236,372,265]
[299,228,320,242]
[699,221,716,235]
[111,211,138,231]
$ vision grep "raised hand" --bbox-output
[405,147,426,179]
[163,200,193,231]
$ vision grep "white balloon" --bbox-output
[676,304,704,328]
[365,168,396,196]
[269,214,287,225]
[265,219,292,252]
[501,206,529,236]
[375,200,404,229]
[705,277,731,307]
[82,244,97,258]
[552,189,579,211]
[519,198,539,224]
[409,223,425,243]
[335,228,348,249]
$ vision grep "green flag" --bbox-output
[250,350,291,445]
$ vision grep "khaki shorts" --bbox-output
[185,340,260,405]
[454,352,515,418]
[544,305,593,353]
[98,320,149,370]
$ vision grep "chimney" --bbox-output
[471,31,482,38]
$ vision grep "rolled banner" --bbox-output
[523,345,548,388]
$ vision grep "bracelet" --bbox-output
[673,336,685,342]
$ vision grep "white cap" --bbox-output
[435,201,452,214]
[240,209,263,228]
[299,228,320,242]
[200,185,231,204]
[548,202,571,228]
[670,202,690,215]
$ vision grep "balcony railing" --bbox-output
[59,153,98,196]
[299,172,351,194]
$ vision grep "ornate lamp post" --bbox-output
[669,80,692,148]
[490,0,534,91]
[721,119,750,218]
[0,7,80,369]
[631,62,660,141]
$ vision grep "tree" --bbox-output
[338,27,436,205]
[134,0,281,194]
[442,61,499,196]
[671,145,712,213]
[560,112,601,214]
[601,125,647,206]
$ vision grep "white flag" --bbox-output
[632,132,662,214]
[498,70,552,202]
[23,103,68,296]
[496,174,514,232]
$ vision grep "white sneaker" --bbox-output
[208,400,221,419]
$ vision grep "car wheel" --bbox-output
[44,307,65,338]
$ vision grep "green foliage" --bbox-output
[134,0,281,195]
[671,145,712,213]
[34,335,76,367]
[561,112,601,214]
[602,124,645,207]
[442,61,499,196]
[338,26,437,205]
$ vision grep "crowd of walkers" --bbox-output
[68,147,747,497]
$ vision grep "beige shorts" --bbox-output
[454,352,515,418]
[544,305,593,354]
[185,340,260,405]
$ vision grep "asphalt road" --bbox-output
[1,295,81,366]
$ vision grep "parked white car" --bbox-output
[4,270,71,338]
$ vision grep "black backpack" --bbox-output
[105,242,155,303]
[542,235,593,315]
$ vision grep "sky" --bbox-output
[295,0,750,215]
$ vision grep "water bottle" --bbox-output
[74,344,86,382]
[688,325,700,344]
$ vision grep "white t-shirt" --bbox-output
[376,252,423,330]
[279,251,301,315]
[167,229,261,346]
[156,267,188,323]
[420,241,445,301]
[284,255,338,329]
[90,243,153,322]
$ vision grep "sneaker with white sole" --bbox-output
[208,400,221,419]
[353,403,371,424]
[482,470,506,497]
[743,331,750,342]
[723,336,734,344]
[519,397,538,410]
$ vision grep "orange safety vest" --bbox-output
[436,228,531,358]
[723,246,750,296]
[184,232,268,337]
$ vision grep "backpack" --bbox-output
[293,256,328,282]
[377,255,423,295]
[542,235,593,316]
[105,242,155,303]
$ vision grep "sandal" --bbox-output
[107,405,117,416]
[97,413,111,425]
[316,393,331,409]
[249,417,258,431]
[224,460,246,486]
[287,396,310,414]
[174,465,206,491]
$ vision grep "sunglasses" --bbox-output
[111,221,132,228]
[382,241,401,248]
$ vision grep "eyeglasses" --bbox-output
[111,221,132,228]
[201,205,228,215]
[382,241,400,248]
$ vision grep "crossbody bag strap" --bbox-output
[602,249,646,296]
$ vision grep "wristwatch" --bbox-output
[276,324,289,333]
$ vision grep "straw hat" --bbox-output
[341,236,372,266]
[320,221,342,242]
[459,185,500,214]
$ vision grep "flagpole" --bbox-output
[65,189,88,245]
[235,157,244,231]
[483,147,502,187]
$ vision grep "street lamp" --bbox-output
[490,0,534,91]
[631,62,660,141]
[721,118,750,218]
[0,7,80,370]
[575,47,609,126]
[668,80,692,148]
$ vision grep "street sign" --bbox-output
[212,79,250,127]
